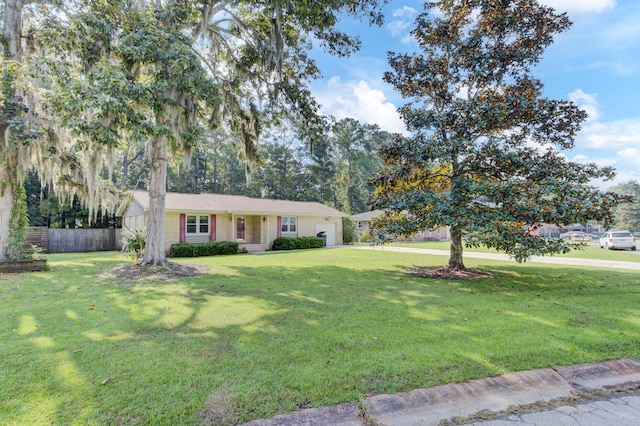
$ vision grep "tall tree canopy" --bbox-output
[1,0,117,262]
[609,181,640,231]
[37,0,387,266]
[371,0,626,270]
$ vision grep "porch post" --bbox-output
[210,214,216,241]
[277,216,282,238]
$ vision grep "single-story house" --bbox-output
[352,209,451,241]
[118,191,346,252]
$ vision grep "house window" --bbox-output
[187,215,209,234]
[357,221,365,230]
[199,216,209,233]
[281,216,297,234]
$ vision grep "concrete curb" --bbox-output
[241,359,640,426]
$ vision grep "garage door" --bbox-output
[314,224,336,246]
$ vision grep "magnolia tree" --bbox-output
[39,0,387,266]
[371,0,627,270]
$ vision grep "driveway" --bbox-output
[349,245,640,271]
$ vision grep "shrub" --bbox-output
[358,228,373,243]
[272,236,324,250]
[342,217,356,245]
[169,241,239,258]
[122,228,147,262]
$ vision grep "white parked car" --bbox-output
[599,230,637,251]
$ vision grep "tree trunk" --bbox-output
[213,156,217,192]
[141,136,168,266]
[0,0,24,261]
[4,0,23,62]
[447,226,466,270]
[0,174,17,262]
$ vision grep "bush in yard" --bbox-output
[272,236,324,250]
[342,217,356,245]
[122,228,147,262]
[169,241,239,258]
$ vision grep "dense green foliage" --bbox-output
[24,119,391,226]
[169,241,239,258]
[2,250,639,424]
[609,181,640,231]
[127,118,390,211]
[29,0,388,266]
[372,0,626,269]
[272,236,324,250]
[342,216,356,244]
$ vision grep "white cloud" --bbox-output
[392,6,417,19]
[569,89,600,122]
[557,88,640,187]
[539,0,616,14]
[572,116,640,187]
[614,147,640,176]
[401,34,415,45]
[387,19,412,37]
[387,6,418,37]
[314,77,406,134]
[579,119,640,150]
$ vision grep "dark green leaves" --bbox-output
[373,0,624,267]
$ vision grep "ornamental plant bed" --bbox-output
[0,259,48,273]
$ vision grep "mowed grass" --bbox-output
[1,248,639,425]
[396,240,640,262]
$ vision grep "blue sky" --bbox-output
[310,0,640,189]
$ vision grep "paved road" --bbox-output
[349,245,640,271]
[469,389,640,426]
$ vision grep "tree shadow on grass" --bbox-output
[4,255,640,425]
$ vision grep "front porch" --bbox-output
[231,214,272,246]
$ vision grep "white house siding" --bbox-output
[216,214,232,242]
[127,200,146,216]
[266,216,278,246]
[165,212,181,248]
[123,214,146,233]
[298,216,343,246]
[119,192,347,252]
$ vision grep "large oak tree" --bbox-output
[1,0,117,262]
[39,0,386,266]
[371,0,626,270]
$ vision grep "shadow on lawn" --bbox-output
[5,255,640,425]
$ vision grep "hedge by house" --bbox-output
[169,241,239,257]
[272,236,324,250]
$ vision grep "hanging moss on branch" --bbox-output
[7,184,28,261]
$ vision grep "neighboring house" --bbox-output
[352,210,381,238]
[118,191,346,253]
[352,209,451,241]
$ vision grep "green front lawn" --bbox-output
[2,249,639,425]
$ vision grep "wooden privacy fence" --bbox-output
[27,227,123,253]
